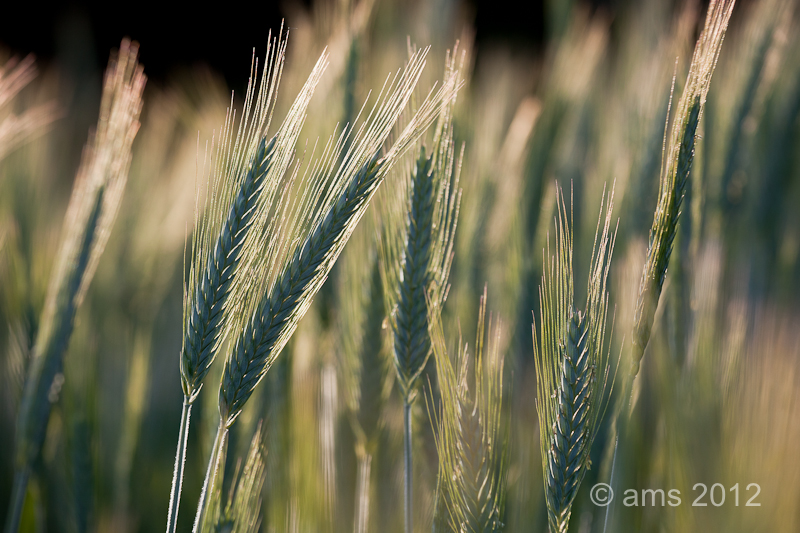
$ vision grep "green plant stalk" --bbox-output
[390,136,460,533]
[604,4,735,529]
[403,400,413,533]
[354,452,373,533]
[339,239,386,532]
[395,152,435,533]
[165,399,192,533]
[5,469,29,533]
[192,421,228,533]
[170,45,329,531]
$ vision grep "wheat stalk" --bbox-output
[192,47,461,531]
[166,32,329,533]
[201,422,267,533]
[430,287,508,533]
[534,184,616,533]
[6,39,144,533]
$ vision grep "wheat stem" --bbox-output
[602,6,735,531]
[354,452,373,533]
[192,421,228,533]
[4,468,29,533]
[375,53,461,533]
[166,400,192,533]
[403,400,413,533]
[4,39,142,532]
[170,136,277,530]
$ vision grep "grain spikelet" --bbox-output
[381,48,464,400]
[631,0,735,375]
[430,288,508,533]
[534,184,616,533]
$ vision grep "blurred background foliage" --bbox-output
[2,0,800,531]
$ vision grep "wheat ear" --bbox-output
[6,39,144,533]
[382,49,464,402]
[430,287,508,533]
[192,48,461,531]
[337,223,391,533]
[166,34,329,533]
[0,55,58,163]
[534,184,616,533]
[601,7,735,530]
[631,0,735,376]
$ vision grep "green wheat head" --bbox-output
[430,288,508,533]
[534,184,617,533]
[337,220,392,456]
[631,0,735,375]
[381,49,464,401]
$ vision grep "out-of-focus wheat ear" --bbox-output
[429,287,508,533]
[342,247,390,454]
[337,222,392,533]
[0,55,59,163]
[631,0,735,377]
[168,36,329,533]
[534,184,616,533]
[5,38,144,533]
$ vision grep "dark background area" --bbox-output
[0,0,552,86]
